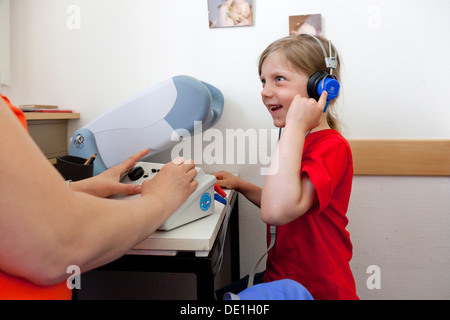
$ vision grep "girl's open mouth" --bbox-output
[269,105,283,112]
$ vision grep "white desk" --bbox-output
[130,189,235,257]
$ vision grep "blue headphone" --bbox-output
[305,34,340,112]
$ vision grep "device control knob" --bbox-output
[73,134,84,148]
[128,166,145,181]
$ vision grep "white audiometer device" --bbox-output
[110,161,217,231]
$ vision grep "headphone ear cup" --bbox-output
[307,71,328,101]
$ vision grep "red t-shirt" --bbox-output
[263,129,358,300]
[0,94,72,300]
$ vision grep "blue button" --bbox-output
[200,193,212,211]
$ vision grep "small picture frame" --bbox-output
[208,0,254,28]
[289,14,322,35]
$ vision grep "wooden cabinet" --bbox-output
[24,112,80,164]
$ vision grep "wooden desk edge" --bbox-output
[24,112,80,120]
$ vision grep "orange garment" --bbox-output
[1,94,28,130]
[0,94,72,300]
[0,273,72,300]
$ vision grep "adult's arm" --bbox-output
[0,100,197,286]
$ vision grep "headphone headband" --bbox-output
[303,34,340,107]
[303,34,338,73]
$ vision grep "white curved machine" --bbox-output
[69,75,224,176]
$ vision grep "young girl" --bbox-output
[214,34,358,299]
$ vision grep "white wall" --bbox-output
[4,0,450,299]
[0,0,10,85]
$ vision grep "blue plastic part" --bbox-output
[323,101,330,113]
[200,80,224,128]
[317,77,340,101]
[68,128,107,176]
[164,75,224,133]
[214,193,227,205]
[223,279,314,300]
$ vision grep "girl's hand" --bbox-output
[286,91,328,132]
[213,170,262,207]
[213,171,241,190]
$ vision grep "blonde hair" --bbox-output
[258,34,342,132]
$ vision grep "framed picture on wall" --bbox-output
[208,0,253,28]
[289,14,322,35]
